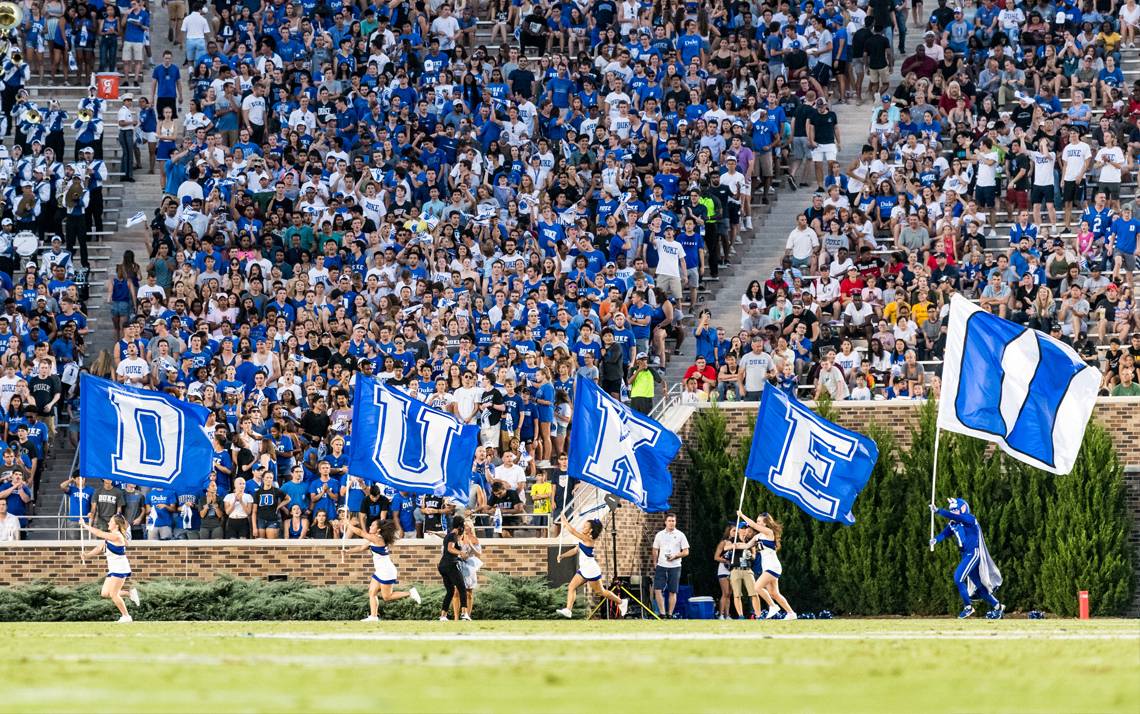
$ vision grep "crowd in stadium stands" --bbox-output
[1,0,1140,543]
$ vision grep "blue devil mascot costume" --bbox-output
[930,498,1005,619]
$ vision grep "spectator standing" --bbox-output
[739,337,775,401]
[0,498,19,541]
[652,513,690,618]
[91,479,124,530]
[116,94,137,183]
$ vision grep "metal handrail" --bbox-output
[648,382,683,422]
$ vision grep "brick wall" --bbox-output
[0,539,553,587]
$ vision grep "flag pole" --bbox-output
[929,427,941,552]
[732,476,748,549]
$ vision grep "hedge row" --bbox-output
[0,574,578,621]
[686,400,1135,616]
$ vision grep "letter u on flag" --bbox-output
[744,387,878,524]
[348,376,478,501]
[938,294,1100,474]
[567,375,681,512]
[79,373,213,491]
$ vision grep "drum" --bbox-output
[13,230,37,258]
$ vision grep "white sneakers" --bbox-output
[619,599,629,617]
[764,607,781,619]
[128,588,140,606]
[409,587,422,605]
[784,612,798,620]
[460,613,472,621]
[117,615,133,623]
[361,615,379,622]
[439,614,450,621]
[556,607,573,619]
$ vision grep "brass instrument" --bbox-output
[24,108,41,125]
[15,194,34,218]
[77,108,93,122]
[63,176,83,211]
[0,2,22,31]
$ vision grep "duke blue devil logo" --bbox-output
[80,374,213,491]
[745,387,878,525]
[349,377,479,500]
[568,376,680,512]
[938,295,1099,474]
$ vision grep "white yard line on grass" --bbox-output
[251,631,1140,643]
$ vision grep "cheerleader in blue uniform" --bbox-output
[342,518,421,621]
[80,514,140,623]
[555,516,628,619]
[738,511,797,620]
[930,498,1005,619]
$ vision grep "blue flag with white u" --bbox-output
[568,375,681,512]
[938,294,1099,474]
[745,387,879,524]
[348,376,478,501]
[79,373,213,491]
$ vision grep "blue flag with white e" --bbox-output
[745,387,879,525]
[348,376,478,501]
[567,375,681,512]
[79,373,213,491]
[937,294,1100,474]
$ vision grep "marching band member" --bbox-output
[11,182,40,233]
[39,235,73,278]
[930,498,1005,619]
[72,108,104,160]
[43,99,68,160]
[0,217,15,276]
[1,51,29,132]
[61,167,90,268]
[80,514,141,623]
[78,84,106,120]
[80,146,107,239]
[341,517,422,622]
[18,107,47,151]
[30,163,53,237]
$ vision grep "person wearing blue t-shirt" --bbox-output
[1110,206,1139,272]
[146,486,177,540]
[61,474,94,530]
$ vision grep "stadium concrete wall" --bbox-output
[0,539,556,587]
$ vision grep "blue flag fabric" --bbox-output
[937,294,1099,474]
[348,376,478,501]
[744,387,879,525]
[79,373,213,492]
[567,375,680,512]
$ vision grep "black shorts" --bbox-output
[975,185,997,208]
[601,378,623,395]
[654,565,682,593]
[1062,180,1084,203]
[727,202,741,224]
[1030,185,1053,205]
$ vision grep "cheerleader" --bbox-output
[342,517,421,622]
[555,515,628,619]
[80,514,140,623]
[712,525,736,620]
[738,511,797,620]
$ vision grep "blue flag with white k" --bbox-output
[349,376,478,501]
[568,375,681,512]
[79,373,213,491]
[745,387,879,525]
[938,294,1099,474]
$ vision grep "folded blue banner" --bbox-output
[348,376,478,501]
[567,375,680,512]
[79,373,213,492]
[745,388,879,525]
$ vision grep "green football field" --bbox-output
[2,619,1137,713]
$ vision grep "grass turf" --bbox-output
[1,619,1137,713]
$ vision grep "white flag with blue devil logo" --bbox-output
[349,376,478,501]
[938,294,1100,474]
[79,373,213,491]
[745,387,879,524]
[567,375,680,512]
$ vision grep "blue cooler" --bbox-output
[686,596,716,620]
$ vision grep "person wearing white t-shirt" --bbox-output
[241,84,267,143]
[784,214,820,271]
[1094,132,1127,209]
[1027,137,1058,227]
[429,5,461,51]
[972,137,1000,213]
[738,337,775,399]
[115,343,150,386]
[1060,129,1092,230]
[652,229,687,302]
[180,8,211,65]
[0,499,19,541]
[491,451,527,504]
[651,513,690,617]
[451,372,483,425]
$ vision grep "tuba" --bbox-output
[77,108,93,122]
[16,193,34,219]
[0,2,22,32]
[24,108,41,125]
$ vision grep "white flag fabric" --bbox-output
[125,211,147,227]
[937,294,1100,474]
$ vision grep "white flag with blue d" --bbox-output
[348,376,478,500]
[745,387,879,524]
[567,375,680,512]
[938,294,1099,474]
[79,373,213,491]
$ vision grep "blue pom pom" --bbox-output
[817,609,833,620]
